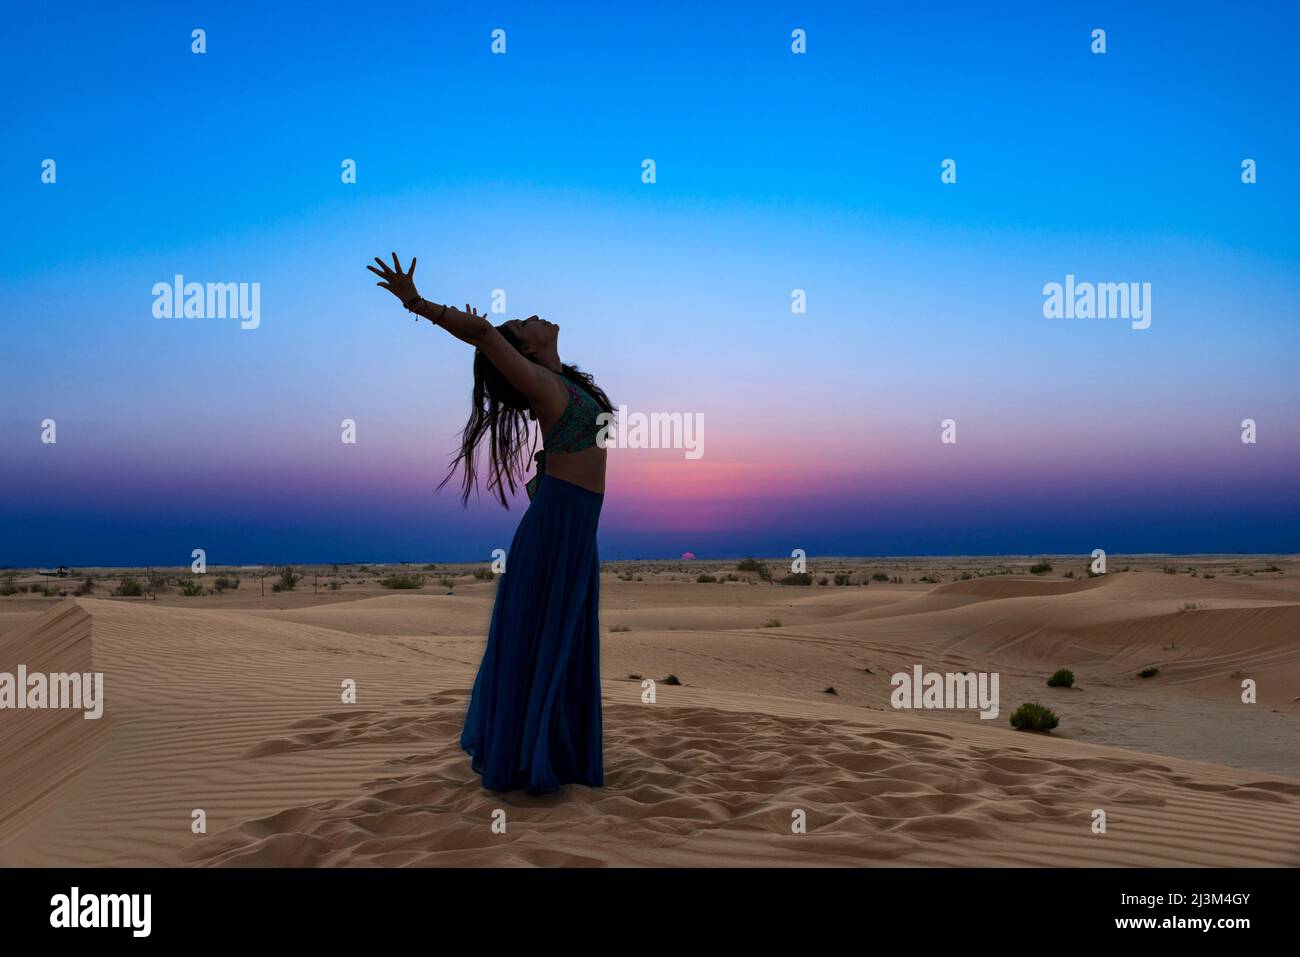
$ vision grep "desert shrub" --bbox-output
[610,624,631,633]
[178,578,205,596]
[0,583,17,596]
[763,617,782,628]
[833,573,852,586]
[327,581,341,590]
[277,566,300,591]
[380,574,424,589]
[74,576,95,595]
[115,577,144,597]
[1046,668,1074,688]
[871,572,890,582]
[780,573,812,585]
[473,567,495,581]
[695,573,717,583]
[213,576,239,592]
[1029,560,1052,575]
[662,674,681,685]
[737,558,773,581]
[1009,702,1059,732]
[1138,666,1160,679]
[918,574,940,584]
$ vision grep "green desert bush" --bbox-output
[737,557,773,581]
[1138,666,1160,679]
[277,566,300,591]
[1009,702,1060,732]
[763,617,782,628]
[871,572,890,582]
[780,573,812,585]
[473,567,495,581]
[380,574,424,589]
[114,577,144,597]
[695,573,717,583]
[178,578,205,597]
[1029,560,1052,575]
[610,624,631,633]
[1046,668,1075,688]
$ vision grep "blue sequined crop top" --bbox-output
[545,378,604,453]
[525,378,605,499]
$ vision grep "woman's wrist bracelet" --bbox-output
[406,297,449,324]
[402,292,422,311]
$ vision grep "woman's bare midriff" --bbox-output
[541,445,606,494]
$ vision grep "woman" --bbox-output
[367,253,613,795]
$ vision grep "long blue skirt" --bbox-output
[460,473,605,795]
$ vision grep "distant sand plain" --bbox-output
[1,555,1297,867]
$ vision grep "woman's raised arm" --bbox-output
[367,252,554,406]
[368,253,492,345]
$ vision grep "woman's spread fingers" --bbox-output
[408,257,416,277]
[365,264,384,276]
[391,252,402,272]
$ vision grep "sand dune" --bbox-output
[0,602,109,841]
[179,688,1300,867]
[0,560,1297,867]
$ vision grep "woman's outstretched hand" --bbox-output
[367,252,419,304]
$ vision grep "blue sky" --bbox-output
[2,1,1298,564]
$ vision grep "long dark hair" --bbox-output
[438,323,614,508]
